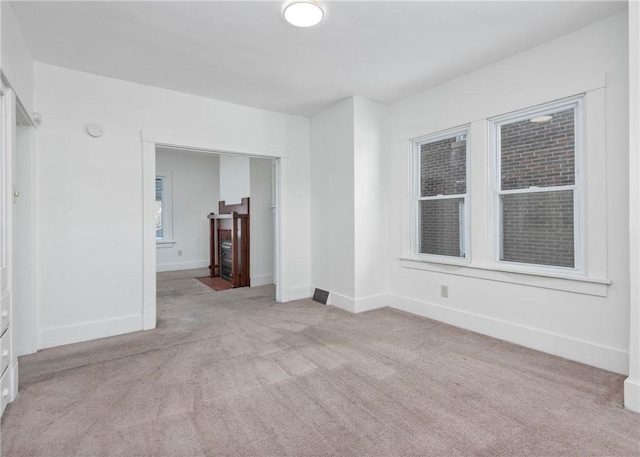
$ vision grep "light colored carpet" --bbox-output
[1,268,638,456]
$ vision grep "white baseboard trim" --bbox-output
[624,378,640,412]
[326,292,387,314]
[10,362,18,402]
[354,294,388,313]
[143,307,156,330]
[284,288,387,311]
[388,293,629,375]
[156,260,208,272]
[38,314,143,349]
[328,292,356,313]
[285,286,312,302]
[251,274,274,287]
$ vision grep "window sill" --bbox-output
[399,257,611,297]
[156,240,176,249]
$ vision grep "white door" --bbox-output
[1,86,9,308]
[0,84,16,414]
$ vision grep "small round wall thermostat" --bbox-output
[87,124,103,137]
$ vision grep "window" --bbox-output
[403,89,606,293]
[155,177,164,239]
[155,174,173,245]
[491,97,583,271]
[413,128,469,259]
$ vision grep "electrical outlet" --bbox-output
[441,285,448,298]
[178,250,183,256]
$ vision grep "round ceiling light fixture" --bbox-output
[284,0,324,27]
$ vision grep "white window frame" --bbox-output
[489,96,585,275]
[411,126,471,264]
[155,173,175,248]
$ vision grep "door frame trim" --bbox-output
[141,131,285,330]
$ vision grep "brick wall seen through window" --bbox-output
[417,133,467,258]
[497,105,578,268]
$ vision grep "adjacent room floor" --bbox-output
[1,269,639,456]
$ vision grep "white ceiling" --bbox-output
[11,1,626,117]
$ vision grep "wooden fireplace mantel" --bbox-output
[207,197,250,288]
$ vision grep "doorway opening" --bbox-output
[141,133,284,330]
[154,147,276,310]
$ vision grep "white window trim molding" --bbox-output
[399,257,610,297]
[410,126,471,263]
[399,79,610,296]
[156,240,176,249]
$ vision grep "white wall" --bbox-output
[626,0,640,413]
[34,63,311,348]
[387,13,630,375]
[310,98,356,305]
[219,155,250,205]
[310,97,389,312]
[155,149,219,272]
[353,98,389,311]
[1,2,33,114]
[250,157,275,287]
